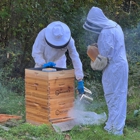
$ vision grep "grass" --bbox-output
[0,81,140,140]
[0,83,25,116]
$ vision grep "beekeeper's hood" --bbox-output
[45,21,71,49]
[83,7,117,34]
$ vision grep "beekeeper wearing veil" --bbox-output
[32,21,84,94]
[83,7,128,135]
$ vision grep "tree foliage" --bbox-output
[0,0,140,93]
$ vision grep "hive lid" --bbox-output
[42,68,57,72]
[26,67,69,71]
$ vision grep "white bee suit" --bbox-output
[32,28,84,80]
[83,7,128,135]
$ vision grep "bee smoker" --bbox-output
[79,87,93,102]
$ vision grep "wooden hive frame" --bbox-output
[25,67,75,125]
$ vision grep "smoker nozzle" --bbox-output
[84,87,92,94]
[80,94,93,101]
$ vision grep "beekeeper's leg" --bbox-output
[112,91,127,135]
[54,54,67,68]
[103,92,113,133]
[104,91,127,135]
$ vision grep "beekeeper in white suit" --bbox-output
[32,21,84,94]
[83,7,128,135]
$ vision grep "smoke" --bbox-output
[124,23,140,54]
[83,31,99,47]
[68,96,107,125]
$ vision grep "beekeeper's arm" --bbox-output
[90,29,114,70]
[90,54,109,71]
[87,44,109,71]
[67,37,84,94]
[32,30,46,68]
[97,29,114,61]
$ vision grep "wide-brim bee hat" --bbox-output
[45,21,71,49]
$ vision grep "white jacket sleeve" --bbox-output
[32,29,46,67]
[67,37,84,80]
[98,29,115,60]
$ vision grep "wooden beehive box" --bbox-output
[25,67,75,125]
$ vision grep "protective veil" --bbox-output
[32,28,84,80]
[84,7,128,135]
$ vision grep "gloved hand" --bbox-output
[77,80,84,94]
[90,55,109,71]
[42,62,56,68]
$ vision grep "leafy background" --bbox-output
[0,0,140,139]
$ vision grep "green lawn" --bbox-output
[0,82,140,140]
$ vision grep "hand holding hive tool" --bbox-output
[77,80,84,94]
[87,44,109,71]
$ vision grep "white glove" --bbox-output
[90,55,109,71]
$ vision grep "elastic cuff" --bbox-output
[77,79,83,81]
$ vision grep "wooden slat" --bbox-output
[49,92,74,99]
[25,77,48,86]
[26,106,49,117]
[25,69,74,80]
[47,70,74,80]
[25,88,48,99]
[48,78,74,86]
[25,86,74,99]
[48,88,74,99]
[26,95,48,106]
[26,110,49,119]
[25,69,48,80]
[49,107,72,120]
[26,114,50,124]
[26,101,48,109]
[49,85,74,92]
[49,97,74,106]
[26,119,50,125]
[48,97,74,110]
[26,111,49,120]
[49,102,73,110]
[50,117,73,123]
[25,83,48,91]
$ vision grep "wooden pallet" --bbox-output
[0,114,22,123]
